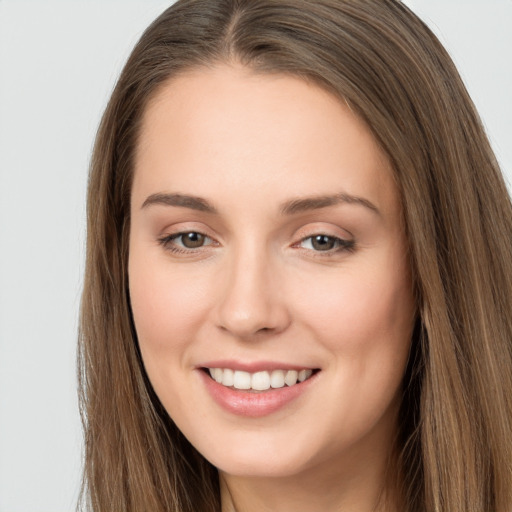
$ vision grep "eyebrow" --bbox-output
[280,193,380,216]
[141,193,218,213]
[141,191,379,216]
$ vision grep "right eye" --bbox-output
[158,231,214,252]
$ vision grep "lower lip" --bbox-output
[198,370,318,417]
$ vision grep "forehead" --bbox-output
[133,64,399,218]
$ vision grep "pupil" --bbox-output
[312,235,335,251]
[182,232,205,248]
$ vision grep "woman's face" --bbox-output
[129,65,416,480]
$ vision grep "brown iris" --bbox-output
[311,235,336,251]
[180,232,206,248]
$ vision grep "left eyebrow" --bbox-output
[280,193,380,216]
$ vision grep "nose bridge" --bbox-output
[216,238,289,337]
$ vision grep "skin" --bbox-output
[129,64,416,512]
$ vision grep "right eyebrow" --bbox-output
[141,193,218,214]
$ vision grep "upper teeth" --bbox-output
[208,368,313,391]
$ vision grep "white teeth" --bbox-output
[251,371,271,391]
[298,369,313,382]
[284,370,298,386]
[207,367,314,390]
[209,368,223,383]
[270,369,285,388]
[222,368,234,387]
[233,370,251,390]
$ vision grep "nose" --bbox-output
[215,246,291,339]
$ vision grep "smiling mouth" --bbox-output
[204,367,319,392]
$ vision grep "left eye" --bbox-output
[300,234,351,252]
[168,232,212,249]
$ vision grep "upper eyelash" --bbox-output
[156,234,179,252]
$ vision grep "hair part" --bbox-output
[79,1,512,510]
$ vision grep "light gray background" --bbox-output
[0,2,510,511]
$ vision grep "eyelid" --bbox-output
[157,221,217,240]
[292,221,353,238]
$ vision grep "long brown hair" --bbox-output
[78,1,512,510]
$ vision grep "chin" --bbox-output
[215,457,306,479]
[196,433,321,479]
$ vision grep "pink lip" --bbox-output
[197,368,319,418]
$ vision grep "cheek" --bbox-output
[293,252,415,358]
[128,250,219,434]
[291,256,415,442]
[128,250,211,365]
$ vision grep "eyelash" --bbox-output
[157,232,216,254]
[157,231,356,256]
[296,234,356,254]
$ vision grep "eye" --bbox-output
[158,231,214,252]
[175,232,209,249]
[299,234,354,252]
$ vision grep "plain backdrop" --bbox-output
[0,1,510,511]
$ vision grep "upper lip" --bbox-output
[198,360,318,373]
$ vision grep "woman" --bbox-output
[78,1,512,511]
